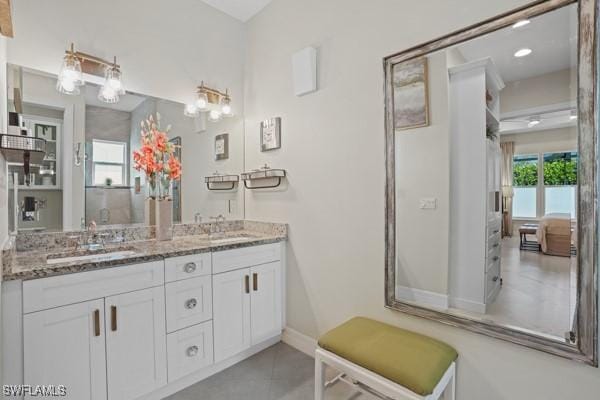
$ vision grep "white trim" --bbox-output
[449,296,486,314]
[396,285,449,310]
[501,101,576,120]
[315,348,455,400]
[281,327,317,357]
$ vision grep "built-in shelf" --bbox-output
[205,173,240,191]
[241,165,286,189]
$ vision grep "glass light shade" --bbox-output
[184,103,198,117]
[98,84,119,104]
[208,109,222,122]
[220,96,233,117]
[105,67,125,95]
[56,77,81,95]
[56,54,83,95]
[195,92,209,111]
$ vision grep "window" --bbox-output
[543,152,577,217]
[513,154,538,218]
[511,151,578,219]
[92,140,127,186]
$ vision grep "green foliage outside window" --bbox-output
[514,158,538,186]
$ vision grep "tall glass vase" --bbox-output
[155,173,173,240]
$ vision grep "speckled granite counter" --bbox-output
[2,221,287,281]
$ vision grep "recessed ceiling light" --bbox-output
[514,48,533,58]
[513,19,530,29]
[528,116,541,128]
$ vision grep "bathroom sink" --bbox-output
[46,249,137,265]
[208,234,258,244]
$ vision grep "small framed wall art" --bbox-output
[260,117,281,151]
[215,133,229,160]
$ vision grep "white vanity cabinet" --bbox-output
[213,244,283,363]
[23,299,107,400]
[7,241,285,400]
[22,261,166,400]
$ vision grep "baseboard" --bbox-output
[282,327,317,358]
[396,285,449,309]
[449,296,486,314]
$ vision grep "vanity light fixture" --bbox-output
[514,48,533,58]
[512,19,530,28]
[185,82,232,122]
[527,116,541,128]
[57,43,84,95]
[56,43,125,104]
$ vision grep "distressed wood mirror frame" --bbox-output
[384,0,598,365]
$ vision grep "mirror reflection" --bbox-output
[6,65,244,232]
[394,4,577,339]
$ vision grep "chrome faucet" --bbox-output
[194,213,203,223]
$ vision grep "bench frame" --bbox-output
[315,348,455,400]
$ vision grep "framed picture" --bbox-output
[261,117,281,151]
[392,57,430,131]
[35,123,57,141]
[215,133,229,160]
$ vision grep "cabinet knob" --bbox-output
[186,345,199,357]
[493,276,499,282]
[184,262,197,273]
[185,298,198,309]
[492,256,499,262]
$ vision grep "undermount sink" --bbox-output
[46,249,137,265]
[208,234,258,244]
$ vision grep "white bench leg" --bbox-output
[443,364,456,400]
[315,352,326,400]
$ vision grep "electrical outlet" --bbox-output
[420,198,437,210]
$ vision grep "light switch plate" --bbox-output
[420,198,437,210]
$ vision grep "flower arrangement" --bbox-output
[133,113,182,200]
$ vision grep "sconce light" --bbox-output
[185,82,232,122]
[57,43,125,104]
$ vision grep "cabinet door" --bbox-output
[213,268,251,362]
[250,261,282,344]
[24,299,106,400]
[105,287,167,400]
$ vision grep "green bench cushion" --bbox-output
[317,317,458,396]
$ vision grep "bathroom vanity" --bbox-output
[1,221,287,400]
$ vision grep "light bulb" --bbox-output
[98,85,119,104]
[220,95,233,117]
[208,109,222,122]
[184,104,198,117]
[60,78,75,92]
[56,77,80,95]
[56,48,83,95]
[196,92,209,111]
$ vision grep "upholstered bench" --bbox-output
[315,317,458,400]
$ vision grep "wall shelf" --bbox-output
[0,134,46,164]
[241,166,286,189]
[205,173,239,191]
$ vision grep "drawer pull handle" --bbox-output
[186,345,199,357]
[245,275,250,294]
[492,276,499,282]
[184,262,197,273]
[493,243,499,248]
[493,229,499,234]
[93,309,100,337]
[492,256,499,262]
[111,306,117,332]
[185,298,198,310]
[253,273,258,291]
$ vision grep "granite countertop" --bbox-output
[3,224,287,281]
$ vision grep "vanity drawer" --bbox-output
[487,222,501,239]
[166,275,212,333]
[212,243,281,274]
[167,321,214,383]
[165,253,212,283]
[485,259,501,299]
[486,244,501,272]
[23,261,165,314]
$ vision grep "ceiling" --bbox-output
[456,4,577,83]
[199,0,273,22]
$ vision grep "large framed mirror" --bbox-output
[384,0,597,365]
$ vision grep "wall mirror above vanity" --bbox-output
[384,0,597,365]
[5,62,245,233]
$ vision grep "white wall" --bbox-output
[244,1,600,399]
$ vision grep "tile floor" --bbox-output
[166,342,376,400]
